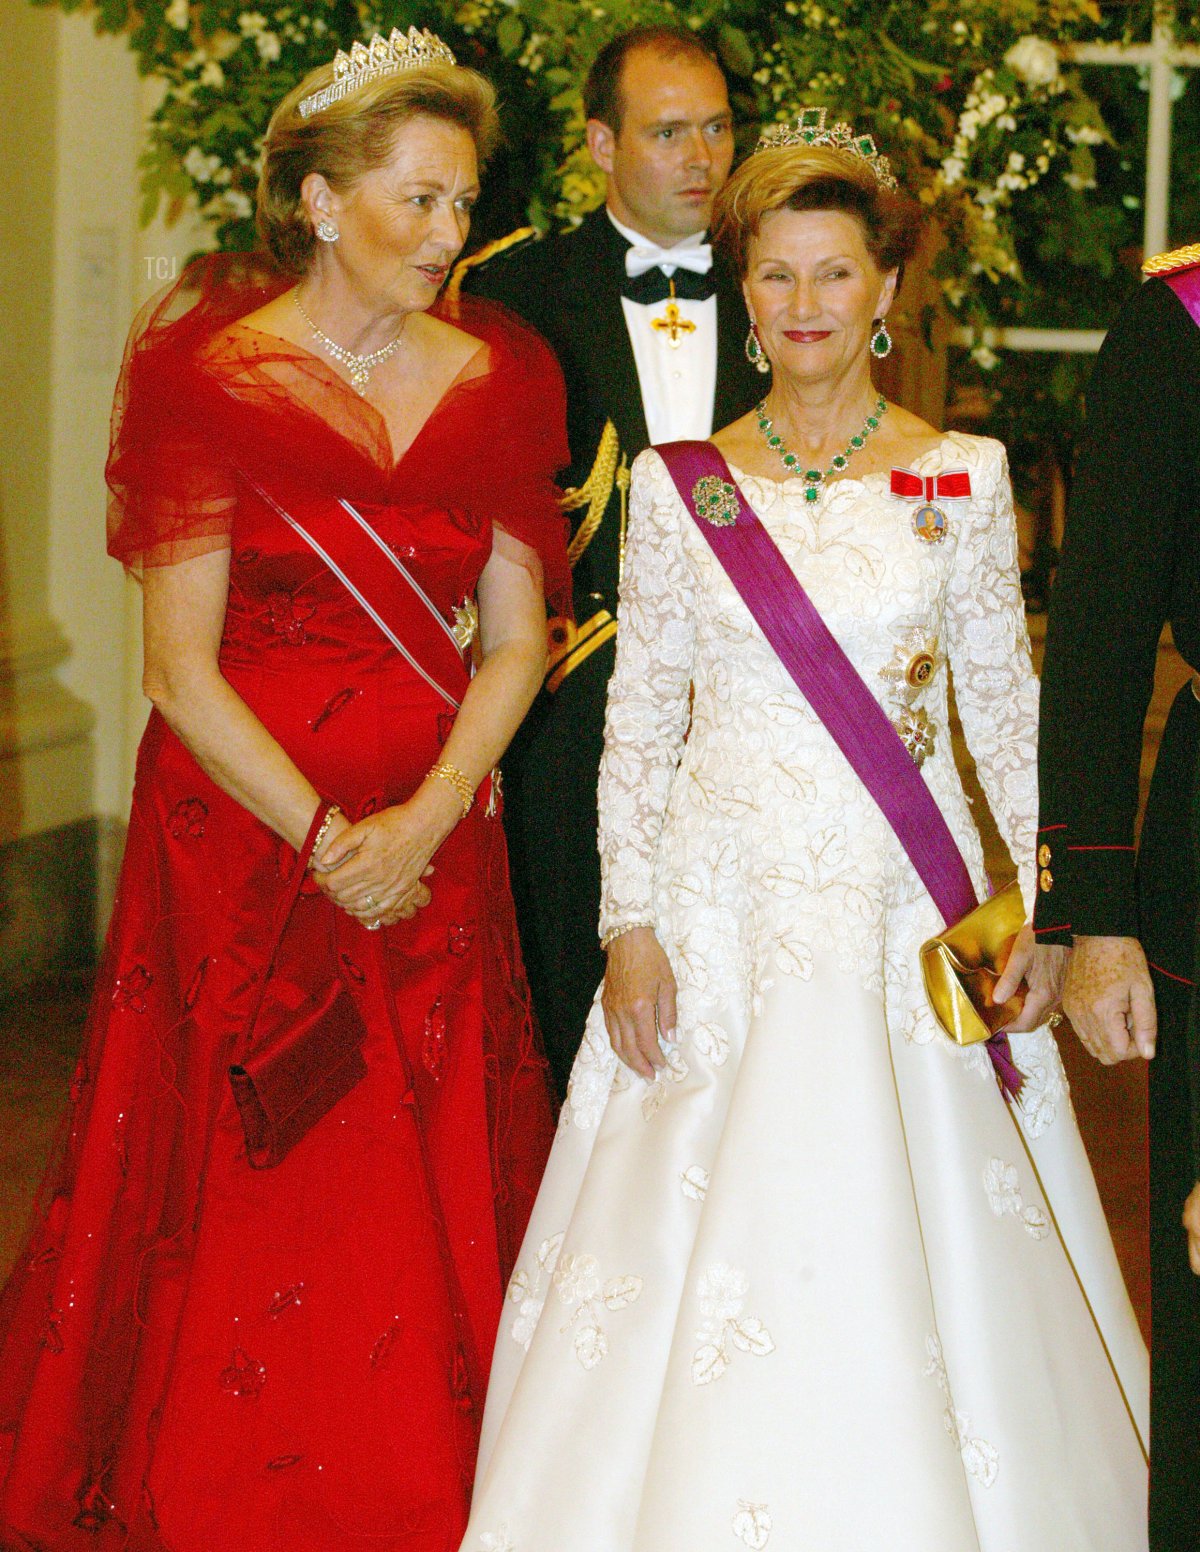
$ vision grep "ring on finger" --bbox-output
[364,893,378,910]
[365,917,382,932]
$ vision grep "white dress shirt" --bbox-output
[607,210,718,446]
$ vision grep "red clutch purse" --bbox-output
[228,805,368,1169]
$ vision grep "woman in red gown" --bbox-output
[0,36,563,1552]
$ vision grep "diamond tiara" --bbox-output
[298,27,458,119]
[755,108,898,192]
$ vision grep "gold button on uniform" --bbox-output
[1037,843,1052,868]
[905,652,936,689]
[1039,868,1054,892]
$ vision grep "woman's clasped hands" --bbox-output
[309,802,439,929]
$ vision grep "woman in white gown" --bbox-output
[463,116,1148,1552]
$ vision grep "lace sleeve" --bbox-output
[944,441,1041,912]
[596,450,698,945]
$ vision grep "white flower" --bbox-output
[220,189,253,220]
[1004,35,1059,88]
[971,344,999,371]
[255,30,282,61]
[554,1252,601,1306]
[1066,124,1104,145]
[183,146,222,183]
[165,0,190,27]
[983,1158,1021,1216]
[238,9,267,33]
[940,155,966,187]
[199,59,225,88]
[697,1262,749,1323]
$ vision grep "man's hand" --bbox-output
[1063,935,1157,1064]
[1184,1184,1200,1276]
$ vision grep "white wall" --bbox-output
[1,7,213,836]
[44,13,143,822]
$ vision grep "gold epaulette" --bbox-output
[562,419,621,567]
[445,225,538,302]
[1142,241,1200,278]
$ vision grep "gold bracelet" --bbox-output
[308,803,341,867]
[428,762,474,819]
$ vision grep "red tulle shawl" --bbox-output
[105,252,572,615]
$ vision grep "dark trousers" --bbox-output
[502,649,612,1102]
[1139,684,1200,1551]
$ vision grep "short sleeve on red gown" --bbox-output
[433,293,572,617]
[105,263,252,573]
[106,260,572,614]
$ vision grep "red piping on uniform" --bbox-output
[1065,844,1136,852]
[1148,960,1196,987]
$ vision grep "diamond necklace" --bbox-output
[292,290,406,393]
[756,393,887,503]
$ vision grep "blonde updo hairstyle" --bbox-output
[712,143,923,286]
[258,61,500,277]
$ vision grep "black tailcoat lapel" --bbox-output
[556,210,651,457]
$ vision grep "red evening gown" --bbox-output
[0,257,567,1552]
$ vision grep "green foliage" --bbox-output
[34,0,1200,478]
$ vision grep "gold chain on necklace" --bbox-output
[292,290,405,393]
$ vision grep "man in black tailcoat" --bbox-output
[456,26,762,1097]
[1034,244,1200,1550]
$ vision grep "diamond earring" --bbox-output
[745,322,771,374]
[870,317,892,358]
[316,219,340,244]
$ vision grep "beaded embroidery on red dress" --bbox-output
[0,254,566,1551]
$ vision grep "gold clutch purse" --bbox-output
[919,879,1027,1045]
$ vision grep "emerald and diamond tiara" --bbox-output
[756,108,898,191]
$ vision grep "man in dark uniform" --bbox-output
[456,26,762,1096]
[1034,244,1200,1550]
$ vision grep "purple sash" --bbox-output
[658,440,1023,1095]
[1165,266,1200,328]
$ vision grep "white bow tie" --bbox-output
[625,240,713,279]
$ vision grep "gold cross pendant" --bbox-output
[650,279,696,349]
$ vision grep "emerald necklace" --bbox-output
[756,394,887,503]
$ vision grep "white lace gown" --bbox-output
[463,435,1149,1552]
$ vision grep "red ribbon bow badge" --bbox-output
[891,467,972,544]
[889,468,972,502]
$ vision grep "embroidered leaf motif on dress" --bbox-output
[692,1264,775,1386]
[732,1499,773,1548]
[924,1334,999,1488]
[983,1157,1051,1240]
[506,1231,564,1351]
[551,1251,644,1369]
